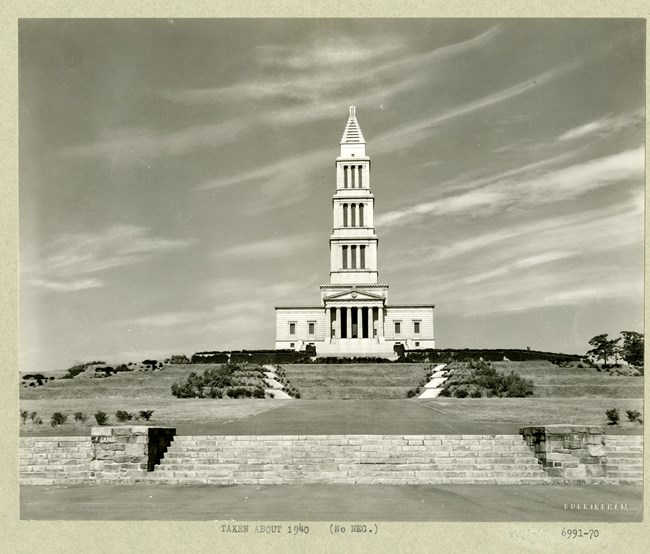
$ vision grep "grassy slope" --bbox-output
[419,360,643,428]
[281,363,430,399]
[20,364,285,432]
[20,360,644,431]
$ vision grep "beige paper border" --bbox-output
[2,3,648,552]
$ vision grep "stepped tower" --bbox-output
[275,107,435,357]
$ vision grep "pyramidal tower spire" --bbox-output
[339,106,366,158]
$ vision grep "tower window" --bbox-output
[343,203,348,227]
[359,204,364,227]
[351,165,356,188]
[351,203,356,227]
[343,166,348,188]
[358,165,363,188]
[351,245,357,269]
[414,321,420,334]
[360,245,366,269]
[289,322,296,335]
[342,245,348,269]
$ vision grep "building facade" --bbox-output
[275,107,435,357]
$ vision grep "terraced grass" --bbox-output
[19,359,644,433]
[21,364,227,400]
[417,397,644,429]
[281,363,430,399]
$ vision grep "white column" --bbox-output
[346,307,352,339]
[378,306,384,338]
[336,307,341,339]
[357,307,363,339]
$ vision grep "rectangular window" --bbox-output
[289,322,296,335]
[414,321,420,334]
[395,321,401,334]
[308,322,315,335]
[342,246,348,269]
[351,245,357,269]
[360,245,365,269]
[415,342,420,347]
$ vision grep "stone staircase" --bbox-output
[20,437,92,485]
[605,435,643,485]
[148,434,551,485]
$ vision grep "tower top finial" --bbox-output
[341,106,365,145]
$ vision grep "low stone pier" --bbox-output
[520,425,607,480]
[90,426,176,482]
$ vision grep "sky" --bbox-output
[19,19,645,371]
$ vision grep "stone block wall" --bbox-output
[520,425,607,480]
[90,426,176,482]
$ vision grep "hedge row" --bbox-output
[400,348,582,363]
[191,349,314,365]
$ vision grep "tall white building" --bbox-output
[275,107,435,357]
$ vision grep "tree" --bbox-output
[587,334,620,365]
[620,331,644,367]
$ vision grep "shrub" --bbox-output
[30,411,38,422]
[470,390,482,398]
[626,410,643,424]
[34,417,43,425]
[115,410,134,422]
[50,412,67,427]
[62,361,105,379]
[139,410,154,421]
[74,411,87,423]
[20,410,29,424]
[94,411,108,425]
[454,388,469,398]
[605,408,620,426]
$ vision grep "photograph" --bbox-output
[16,16,644,534]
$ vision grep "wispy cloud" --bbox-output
[197,148,331,213]
[166,27,500,110]
[373,58,583,154]
[377,146,644,227]
[213,235,317,261]
[23,224,195,292]
[558,108,644,141]
[119,311,212,328]
[61,120,248,160]
[27,277,105,292]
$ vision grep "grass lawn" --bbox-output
[417,397,644,429]
[20,363,217,400]
[19,360,644,433]
[282,363,429,398]
[20,398,289,435]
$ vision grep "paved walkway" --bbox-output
[173,400,523,436]
[21,483,643,521]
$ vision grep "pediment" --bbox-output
[324,288,384,302]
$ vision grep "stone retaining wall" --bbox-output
[520,425,607,479]
[91,426,176,481]
[20,426,175,485]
